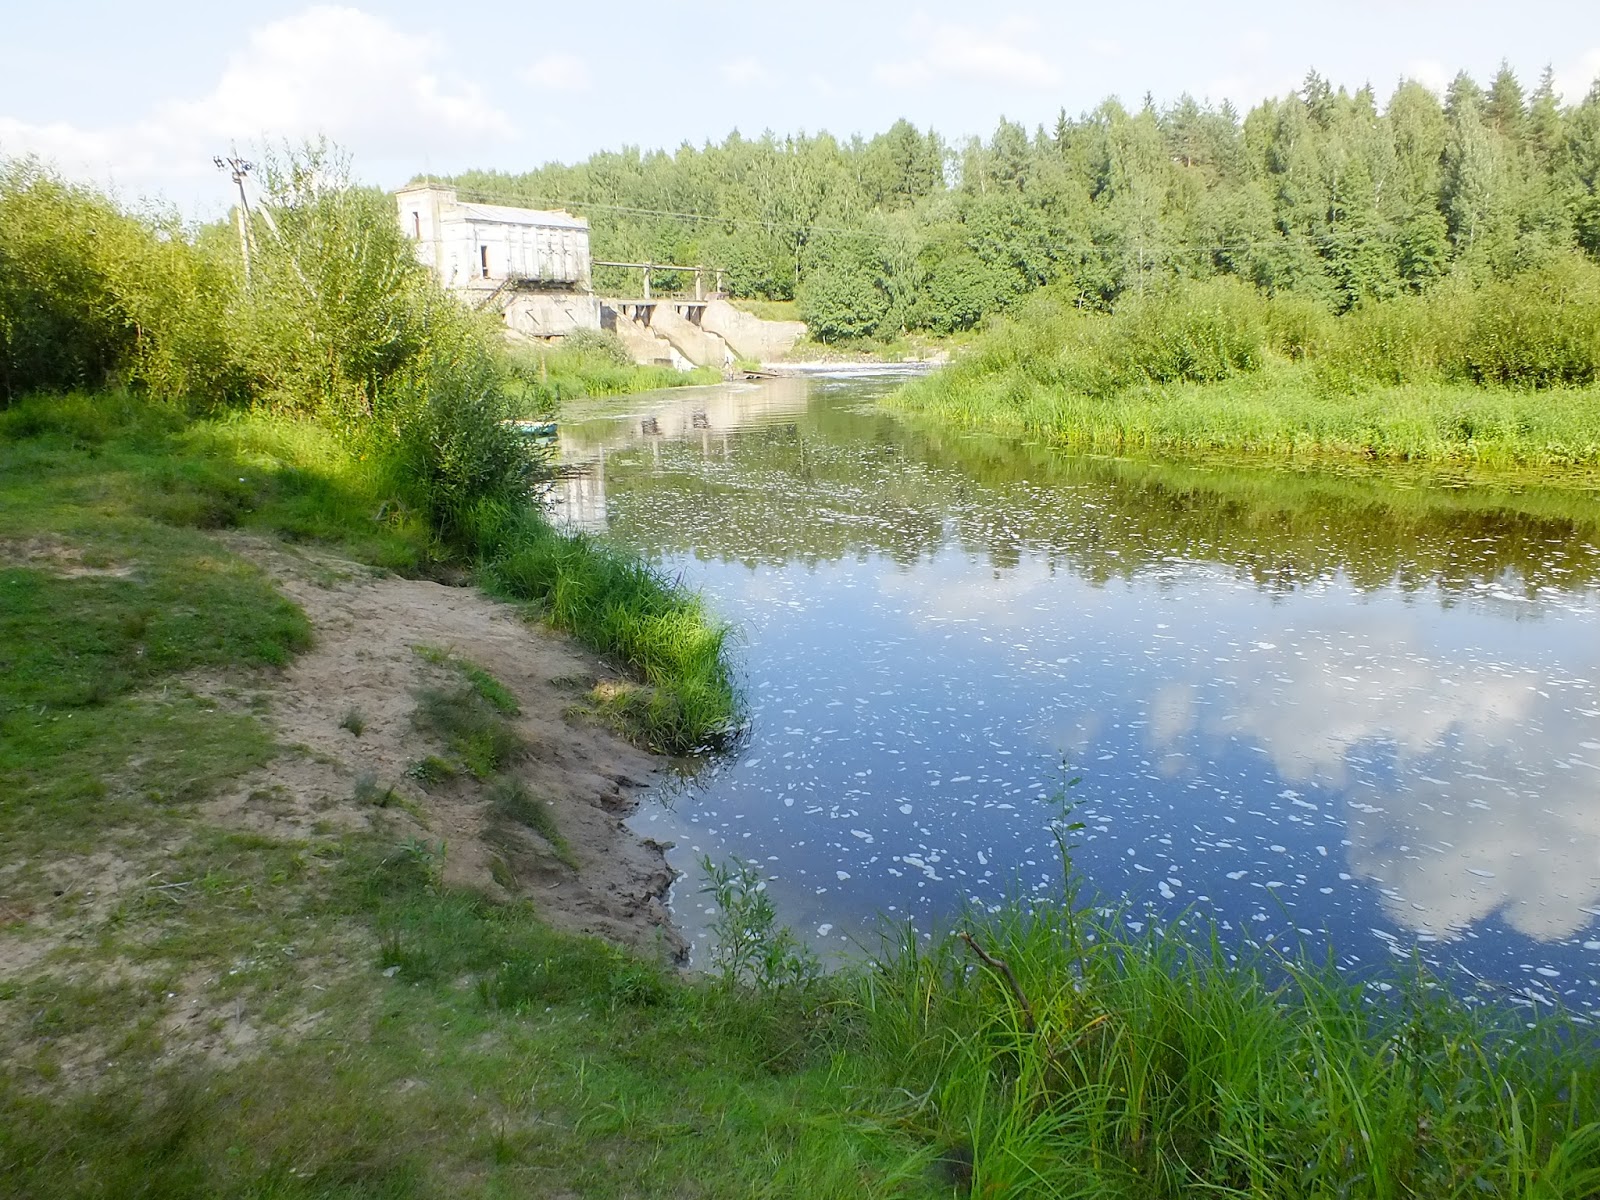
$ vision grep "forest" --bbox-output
[439,65,1600,343]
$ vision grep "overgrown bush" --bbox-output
[701,856,819,992]
[1320,257,1600,389]
[379,358,539,549]
[1461,256,1600,386]
[1109,276,1269,385]
[0,159,239,402]
[559,328,633,367]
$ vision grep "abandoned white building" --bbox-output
[395,183,601,339]
[395,182,806,366]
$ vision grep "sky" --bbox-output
[2,1,1598,216]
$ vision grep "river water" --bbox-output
[553,371,1600,1010]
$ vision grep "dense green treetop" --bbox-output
[433,67,1600,340]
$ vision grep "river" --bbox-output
[552,370,1600,1011]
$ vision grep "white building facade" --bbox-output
[396,183,601,339]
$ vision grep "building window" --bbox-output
[412,211,420,238]
[480,245,490,278]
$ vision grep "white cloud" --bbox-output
[1194,27,1290,108]
[523,53,593,92]
[1203,72,1302,108]
[1554,47,1600,105]
[1146,612,1600,942]
[1404,58,1451,94]
[170,7,512,150]
[1239,29,1272,56]
[721,57,764,88]
[876,18,1062,91]
[1205,625,1534,788]
[0,6,514,203]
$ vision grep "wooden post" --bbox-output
[694,268,704,301]
[642,264,652,301]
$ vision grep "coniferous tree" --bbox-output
[426,64,1600,339]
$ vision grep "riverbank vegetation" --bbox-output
[502,329,719,415]
[8,743,1600,1200]
[0,147,736,752]
[441,64,1600,344]
[18,384,1593,1200]
[892,260,1600,469]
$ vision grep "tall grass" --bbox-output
[501,330,718,416]
[851,888,1600,1197]
[896,258,1600,472]
[476,507,739,754]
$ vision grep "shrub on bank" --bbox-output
[1319,259,1600,390]
[896,256,1600,467]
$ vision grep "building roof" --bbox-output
[454,201,588,231]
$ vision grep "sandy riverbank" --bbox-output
[211,535,686,961]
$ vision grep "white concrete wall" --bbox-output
[603,304,691,369]
[440,222,590,288]
[700,299,807,361]
[652,304,733,369]
[395,185,591,289]
[502,293,601,338]
[396,185,446,276]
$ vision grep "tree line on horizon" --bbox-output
[438,65,1600,341]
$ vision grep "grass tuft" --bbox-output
[486,775,576,868]
[410,686,523,780]
[412,645,521,715]
[351,771,395,807]
[403,754,455,788]
[478,514,740,755]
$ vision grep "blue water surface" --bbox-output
[555,373,1600,1009]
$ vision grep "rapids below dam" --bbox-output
[551,370,1600,1011]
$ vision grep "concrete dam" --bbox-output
[395,183,804,368]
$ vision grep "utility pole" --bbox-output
[214,154,255,289]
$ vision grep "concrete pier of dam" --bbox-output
[600,296,806,369]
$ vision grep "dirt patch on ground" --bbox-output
[0,534,134,577]
[0,533,686,1084]
[210,534,685,960]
